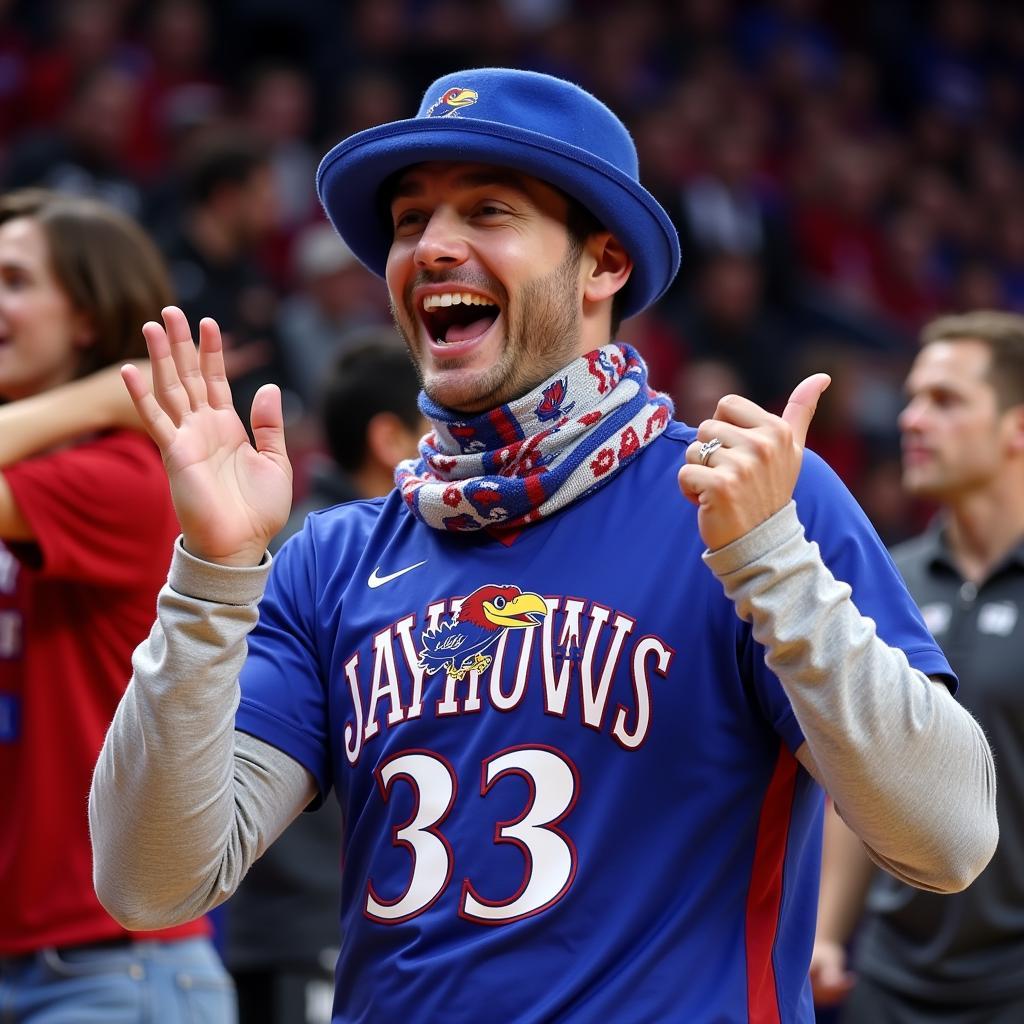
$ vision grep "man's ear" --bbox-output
[581,232,632,305]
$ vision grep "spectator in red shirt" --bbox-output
[0,189,236,1022]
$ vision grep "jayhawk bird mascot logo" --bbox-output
[425,87,479,118]
[418,584,547,679]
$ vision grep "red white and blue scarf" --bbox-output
[395,343,673,532]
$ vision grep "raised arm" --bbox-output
[0,361,146,471]
[90,306,306,927]
[0,362,150,540]
[680,376,997,891]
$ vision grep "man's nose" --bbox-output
[898,399,924,432]
[414,208,469,270]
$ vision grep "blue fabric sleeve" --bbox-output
[235,528,333,798]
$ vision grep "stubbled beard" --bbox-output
[390,242,582,414]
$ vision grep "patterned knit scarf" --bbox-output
[395,343,673,532]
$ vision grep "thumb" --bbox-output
[250,383,289,465]
[782,373,831,449]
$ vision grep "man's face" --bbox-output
[899,339,1013,500]
[385,162,587,414]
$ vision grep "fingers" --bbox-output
[121,363,177,451]
[250,383,290,466]
[701,372,832,455]
[162,306,209,409]
[678,374,830,551]
[708,392,771,429]
[677,462,713,506]
[684,421,746,468]
[197,318,233,410]
[143,318,191,422]
[143,307,236,423]
[781,373,831,449]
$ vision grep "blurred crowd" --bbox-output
[1,0,1021,538]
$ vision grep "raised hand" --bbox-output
[678,374,831,552]
[121,306,292,567]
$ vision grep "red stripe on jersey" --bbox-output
[745,744,798,1024]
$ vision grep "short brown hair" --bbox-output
[922,310,1024,410]
[0,189,174,378]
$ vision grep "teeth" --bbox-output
[422,292,496,310]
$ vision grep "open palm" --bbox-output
[122,307,292,567]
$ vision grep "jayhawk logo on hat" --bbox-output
[426,87,479,118]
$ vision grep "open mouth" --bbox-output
[420,292,501,345]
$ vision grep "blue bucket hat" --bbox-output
[316,68,681,320]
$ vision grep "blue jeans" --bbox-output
[0,937,237,1023]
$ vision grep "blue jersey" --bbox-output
[236,422,951,1023]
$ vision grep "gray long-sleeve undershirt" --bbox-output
[89,503,998,929]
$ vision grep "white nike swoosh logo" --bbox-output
[367,560,427,588]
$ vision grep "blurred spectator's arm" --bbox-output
[0,361,147,468]
[0,362,150,539]
[810,804,875,1006]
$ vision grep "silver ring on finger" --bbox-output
[698,437,723,466]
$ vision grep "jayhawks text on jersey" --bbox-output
[236,423,952,1024]
[340,583,671,766]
